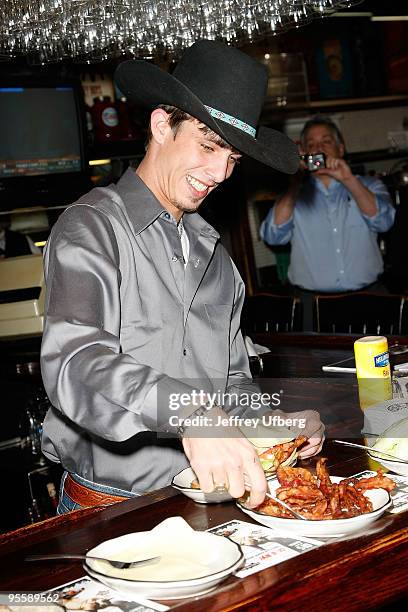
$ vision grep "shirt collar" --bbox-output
[114,167,219,240]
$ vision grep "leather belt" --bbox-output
[64,473,129,508]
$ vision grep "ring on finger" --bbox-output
[213,477,229,492]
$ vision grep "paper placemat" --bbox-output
[354,469,408,514]
[208,519,323,578]
[46,576,169,611]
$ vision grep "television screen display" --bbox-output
[0,85,83,179]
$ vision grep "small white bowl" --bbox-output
[172,452,298,504]
[367,452,408,477]
[172,467,233,503]
[368,417,408,476]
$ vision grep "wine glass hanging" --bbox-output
[0,1,363,63]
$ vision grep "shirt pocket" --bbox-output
[204,304,231,373]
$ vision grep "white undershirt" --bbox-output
[178,218,189,267]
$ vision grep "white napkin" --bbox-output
[244,335,270,356]
[244,335,258,357]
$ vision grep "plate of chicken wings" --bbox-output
[238,458,395,538]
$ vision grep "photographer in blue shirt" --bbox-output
[260,116,395,329]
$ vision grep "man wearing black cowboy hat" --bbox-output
[40,40,324,513]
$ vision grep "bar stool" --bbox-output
[313,292,406,335]
[241,292,302,334]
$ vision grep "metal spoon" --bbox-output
[242,484,307,520]
[265,492,307,520]
[25,553,160,569]
[334,439,408,463]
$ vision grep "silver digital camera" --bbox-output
[300,152,326,172]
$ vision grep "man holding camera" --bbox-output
[260,115,395,329]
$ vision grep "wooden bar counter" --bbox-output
[1,336,408,610]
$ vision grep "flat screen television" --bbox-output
[0,76,89,206]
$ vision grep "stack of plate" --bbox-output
[84,516,243,599]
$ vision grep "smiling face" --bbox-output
[138,110,241,220]
[303,124,344,159]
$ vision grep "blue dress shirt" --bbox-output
[260,175,395,292]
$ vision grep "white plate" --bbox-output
[368,416,408,476]
[85,566,226,600]
[237,476,391,538]
[367,452,408,477]
[172,452,298,504]
[84,517,244,600]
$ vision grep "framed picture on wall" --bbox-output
[316,38,354,99]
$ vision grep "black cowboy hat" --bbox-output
[114,40,299,173]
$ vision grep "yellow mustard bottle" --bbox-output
[354,336,392,411]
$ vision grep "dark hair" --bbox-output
[145,105,190,147]
[145,104,238,153]
[300,115,345,148]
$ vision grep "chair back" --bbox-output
[314,292,406,335]
[241,293,302,333]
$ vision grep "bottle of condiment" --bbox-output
[354,336,392,410]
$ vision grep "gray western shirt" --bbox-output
[41,168,253,493]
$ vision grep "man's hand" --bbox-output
[181,406,267,508]
[272,409,325,458]
[315,155,353,183]
[316,155,378,217]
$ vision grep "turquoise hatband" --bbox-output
[204,105,256,138]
